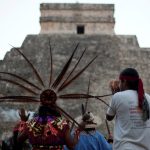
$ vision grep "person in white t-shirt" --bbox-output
[106,68,150,150]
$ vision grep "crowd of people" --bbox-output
[1,67,150,150]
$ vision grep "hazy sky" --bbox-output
[0,0,150,59]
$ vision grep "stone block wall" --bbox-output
[1,34,150,139]
[40,3,115,34]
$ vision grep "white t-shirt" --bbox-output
[107,90,150,150]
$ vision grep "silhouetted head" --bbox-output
[119,68,139,91]
[39,89,61,118]
[40,89,57,106]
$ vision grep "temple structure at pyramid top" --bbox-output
[40,3,115,35]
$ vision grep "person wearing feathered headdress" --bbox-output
[15,89,79,150]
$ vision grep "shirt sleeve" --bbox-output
[97,131,112,150]
[107,94,117,116]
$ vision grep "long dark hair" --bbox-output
[120,68,139,91]
[38,105,61,117]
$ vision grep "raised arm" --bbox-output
[65,127,79,149]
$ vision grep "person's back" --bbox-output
[24,115,69,149]
[65,112,112,150]
[72,130,111,150]
[17,89,79,150]
[112,90,150,150]
[106,68,150,150]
